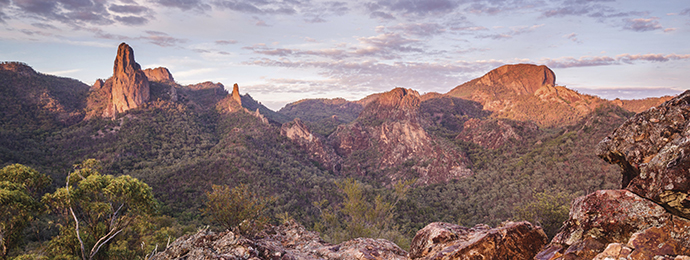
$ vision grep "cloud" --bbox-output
[114,15,148,25]
[623,17,663,32]
[365,0,459,19]
[140,31,187,47]
[476,24,543,40]
[541,53,690,68]
[387,22,446,37]
[212,0,297,15]
[244,58,505,94]
[680,8,690,16]
[541,1,642,21]
[573,87,685,100]
[108,4,150,14]
[153,0,211,12]
[12,0,113,25]
[216,40,238,45]
[564,32,582,43]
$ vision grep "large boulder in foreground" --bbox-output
[152,220,407,260]
[409,221,547,260]
[597,90,690,218]
[535,190,690,260]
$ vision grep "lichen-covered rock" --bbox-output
[152,220,407,260]
[535,190,690,260]
[408,221,547,260]
[596,90,690,218]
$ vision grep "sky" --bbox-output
[1,0,689,110]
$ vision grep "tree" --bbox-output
[514,189,572,238]
[0,164,50,259]
[202,184,273,236]
[43,159,157,260]
[314,178,415,249]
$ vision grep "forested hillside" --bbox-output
[0,49,676,259]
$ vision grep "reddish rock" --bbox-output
[409,221,547,260]
[88,43,150,118]
[475,64,555,95]
[232,83,242,106]
[535,190,690,260]
[109,42,150,115]
[330,88,472,184]
[143,67,174,83]
[596,90,690,218]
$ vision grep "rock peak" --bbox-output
[376,87,421,110]
[231,83,242,106]
[143,67,174,83]
[478,64,555,94]
[90,42,150,118]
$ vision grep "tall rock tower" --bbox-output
[88,43,150,118]
[108,43,150,116]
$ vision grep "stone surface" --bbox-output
[88,42,150,118]
[144,67,175,83]
[108,42,150,116]
[281,118,342,172]
[456,118,540,149]
[535,190,690,260]
[329,88,472,184]
[408,221,547,260]
[152,220,407,260]
[232,83,242,106]
[597,90,690,218]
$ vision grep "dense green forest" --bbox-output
[0,63,636,259]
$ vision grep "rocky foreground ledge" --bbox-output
[152,220,546,260]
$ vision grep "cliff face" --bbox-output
[537,90,690,259]
[143,67,174,83]
[447,64,608,127]
[329,88,472,184]
[87,42,150,118]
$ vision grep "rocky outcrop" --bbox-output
[281,118,342,172]
[143,67,174,83]
[456,118,540,149]
[409,221,547,260]
[152,220,407,260]
[475,64,555,95]
[87,43,150,118]
[597,90,690,218]
[232,83,242,106]
[330,88,472,184]
[446,64,609,127]
[535,190,690,260]
[537,90,690,260]
[108,42,150,116]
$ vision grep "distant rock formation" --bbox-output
[231,83,242,106]
[281,118,342,172]
[153,220,408,260]
[330,88,472,184]
[87,43,150,118]
[537,90,690,259]
[456,118,540,149]
[447,64,606,127]
[409,221,547,260]
[143,67,174,83]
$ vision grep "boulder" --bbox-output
[408,221,547,260]
[535,190,690,260]
[596,90,690,218]
[152,220,407,260]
